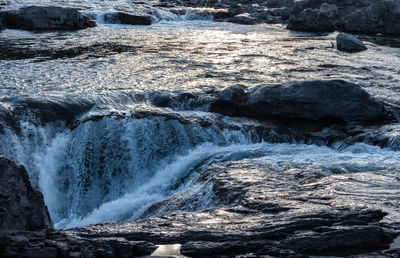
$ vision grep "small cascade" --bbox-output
[0,111,257,229]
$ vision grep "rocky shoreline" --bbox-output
[0,0,399,35]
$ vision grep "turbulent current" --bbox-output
[0,2,400,248]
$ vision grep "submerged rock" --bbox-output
[0,156,51,231]
[211,80,394,125]
[228,13,257,25]
[103,11,152,25]
[0,6,96,31]
[336,33,367,52]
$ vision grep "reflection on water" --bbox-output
[1,21,400,107]
[151,244,184,257]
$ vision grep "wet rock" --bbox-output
[0,156,52,231]
[213,10,233,20]
[217,84,248,104]
[284,225,396,256]
[287,8,335,32]
[0,229,157,257]
[89,237,157,257]
[212,80,394,125]
[0,6,96,31]
[319,3,338,18]
[337,0,400,35]
[336,33,367,52]
[69,158,398,257]
[288,0,400,35]
[211,85,248,116]
[228,13,257,25]
[262,0,294,8]
[181,240,265,257]
[103,11,152,25]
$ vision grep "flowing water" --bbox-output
[1,0,400,232]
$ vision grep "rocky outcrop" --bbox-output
[288,0,400,35]
[0,156,157,257]
[0,6,96,31]
[103,11,152,25]
[337,0,400,35]
[71,159,399,257]
[336,33,367,52]
[0,156,51,231]
[211,80,395,125]
[287,8,335,32]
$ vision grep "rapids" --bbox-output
[0,1,399,247]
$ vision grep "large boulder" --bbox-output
[211,80,395,125]
[337,0,400,35]
[103,11,152,25]
[0,6,96,31]
[287,8,335,32]
[288,0,400,35]
[336,33,367,52]
[0,156,52,231]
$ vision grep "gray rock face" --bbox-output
[337,0,400,35]
[287,8,335,32]
[211,80,394,125]
[104,11,152,25]
[70,159,398,257]
[319,3,338,18]
[288,0,400,35]
[262,0,294,8]
[0,156,52,231]
[336,33,367,52]
[0,6,96,31]
[0,156,157,257]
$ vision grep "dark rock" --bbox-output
[336,33,367,52]
[103,11,152,26]
[0,156,52,231]
[181,240,265,257]
[89,237,157,257]
[287,8,335,32]
[0,6,96,31]
[213,10,233,20]
[284,226,396,256]
[288,0,400,35]
[337,0,400,35]
[319,3,338,18]
[262,0,294,8]
[217,84,248,104]
[211,80,394,125]
[211,85,248,116]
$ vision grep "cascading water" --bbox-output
[0,109,262,228]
